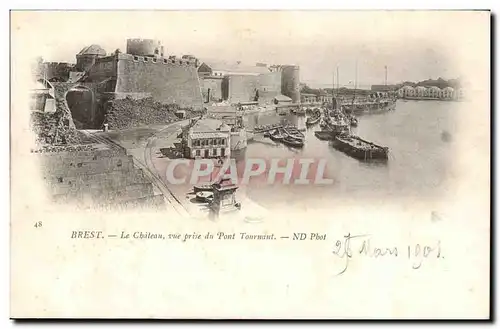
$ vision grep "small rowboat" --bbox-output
[283,127,305,139]
[270,128,286,142]
[196,191,214,202]
[193,184,213,193]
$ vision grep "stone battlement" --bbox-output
[116,53,197,67]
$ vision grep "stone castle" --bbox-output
[32,38,300,129]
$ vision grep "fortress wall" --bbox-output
[87,56,118,83]
[35,146,164,208]
[201,77,223,103]
[227,75,259,103]
[257,71,282,102]
[115,54,203,110]
[225,71,283,104]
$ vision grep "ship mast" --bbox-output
[351,60,358,106]
[384,65,388,86]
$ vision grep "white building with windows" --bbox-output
[184,118,231,159]
[415,86,427,98]
[398,85,415,98]
[428,86,441,99]
[441,87,454,99]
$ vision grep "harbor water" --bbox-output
[237,100,460,210]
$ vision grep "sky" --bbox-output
[12,11,488,88]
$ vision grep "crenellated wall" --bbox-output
[114,54,203,110]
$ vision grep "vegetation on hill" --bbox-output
[300,77,463,96]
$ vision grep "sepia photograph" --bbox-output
[9,10,491,319]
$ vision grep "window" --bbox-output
[164,59,168,64]
[152,58,157,63]
[196,150,201,157]
[133,56,139,61]
[143,57,148,62]
[221,139,226,146]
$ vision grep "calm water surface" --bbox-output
[237,100,459,209]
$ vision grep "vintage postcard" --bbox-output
[10,10,490,319]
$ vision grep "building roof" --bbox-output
[200,59,272,75]
[400,85,414,90]
[301,93,317,97]
[78,44,106,56]
[429,86,441,91]
[191,132,229,139]
[443,87,454,91]
[190,118,230,133]
[415,86,427,90]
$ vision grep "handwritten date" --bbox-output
[332,233,442,275]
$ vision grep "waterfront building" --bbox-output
[184,118,231,159]
[428,86,441,99]
[415,86,427,98]
[398,85,415,98]
[300,93,317,104]
[317,90,333,103]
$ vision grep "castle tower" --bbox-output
[126,38,164,58]
[281,65,300,103]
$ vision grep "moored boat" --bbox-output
[283,126,305,139]
[314,130,334,141]
[282,136,304,148]
[270,128,286,142]
[332,134,389,161]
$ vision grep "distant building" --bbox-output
[301,93,317,104]
[184,118,231,159]
[397,85,415,98]
[441,87,454,99]
[428,86,441,99]
[317,90,333,103]
[415,86,427,98]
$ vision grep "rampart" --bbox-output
[225,70,283,104]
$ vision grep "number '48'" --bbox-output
[34,221,42,228]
